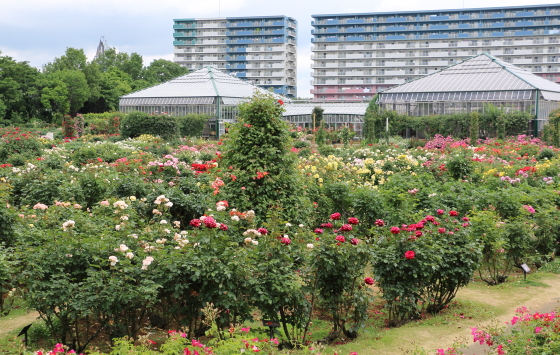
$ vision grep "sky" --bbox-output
[1,0,559,98]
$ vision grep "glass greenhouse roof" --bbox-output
[283,102,369,116]
[120,66,286,105]
[379,53,560,103]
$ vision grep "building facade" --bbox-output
[173,16,297,97]
[311,4,560,101]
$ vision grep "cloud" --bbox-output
[297,45,313,98]
[0,0,247,26]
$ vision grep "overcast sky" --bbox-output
[1,0,558,98]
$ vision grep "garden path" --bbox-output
[434,275,560,355]
[0,311,39,338]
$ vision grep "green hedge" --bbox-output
[81,112,124,135]
[176,114,209,137]
[120,112,179,140]
[365,103,533,139]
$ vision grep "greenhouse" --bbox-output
[284,101,369,135]
[377,53,560,135]
[119,66,287,135]
[119,67,369,136]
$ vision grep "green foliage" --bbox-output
[120,112,178,140]
[372,212,482,326]
[315,120,326,146]
[470,111,479,144]
[310,221,372,339]
[363,95,382,143]
[470,210,510,285]
[220,92,311,222]
[497,114,506,140]
[143,59,189,84]
[0,55,42,123]
[81,112,123,135]
[43,69,90,116]
[446,154,474,180]
[71,142,130,164]
[337,125,354,147]
[176,114,209,137]
[312,106,324,129]
[0,127,43,160]
[536,147,555,160]
[543,108,560,147]
[293,140,311,149]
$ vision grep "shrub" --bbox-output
[120,111,178,140]
[536,147,556,161]
[0,127,43,160]
[293,140,310,149]
[470,111,479,144]
[310,215,372,340]
[71,142,131,164]
[220,92,311,222]
[372,211,481,326]
[446,154,474,180]
[176,114,209,137]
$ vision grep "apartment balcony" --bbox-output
[227,29,286,36]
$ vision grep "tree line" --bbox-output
[0,48,188,124]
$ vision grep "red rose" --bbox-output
[351,238,359,245]
[330,212,341,220]
[339,224,352,232]
[404,250,415,259]
[347,217,359,225]
[390,227,400,234]
[437,209,445,215]
[449,210,458,216]
[203,216,217,228]
[314,228,324,234]
[320,222,334,228]
[364,277,375,285]
[278,99,284,105]
[438,228,446,233]
[425,215,435,222]
[219,223,229,231]
[257,228,268,235]
[375,219,385,227]
[335,235,346,243]
[189,219,201,228]
[280,237,291,245]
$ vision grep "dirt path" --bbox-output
[418,275,560,354]
[0,312,40,338]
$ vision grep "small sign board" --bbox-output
[262,320,280,327]
[520,264,531,273]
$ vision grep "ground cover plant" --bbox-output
[1,93,560,354]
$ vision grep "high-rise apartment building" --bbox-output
[311,4,560,101]
[173,16,297,97]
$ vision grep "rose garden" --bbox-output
[1,93,560,354]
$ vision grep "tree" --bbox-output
[363,94,381,143]
[312,106,324,129]
[0,55,42,122]
[43,70,89,116]
[470,111,480,145]
[221,92,311,222]
[43,48,88,73]
[94,48,144,81]
[143,59,188,84]
[41,78,70,120]
[99,67,133,111]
